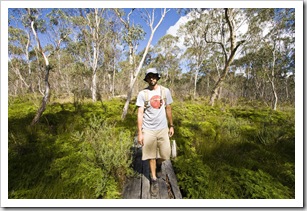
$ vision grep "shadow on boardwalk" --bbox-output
[122,147,182,199]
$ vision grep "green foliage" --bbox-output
[203,165,292,199]
[171,101,295,199]
[8,97,295,199]
[9,99,135,199]
[174,154,211,198]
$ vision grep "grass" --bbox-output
[8,96,295,199]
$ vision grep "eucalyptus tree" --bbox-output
[153,34,181,90]
[262,9,295,110]
[113,9,145,85]
[229,9,274,102]
[8,9,37,94]
[8,24,32,93]
[19,8,69,125]
[203,8,246,106]
[234,8,295,108]
[100,14,123,98]
[69,8,109,102]
[199,51,224,97]
[45,9,72,96]
[121,8,170,119]
[178,11,209,99]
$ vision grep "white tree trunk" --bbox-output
[193,65,200,99]
[129,44,134,84]
[112,58,116,97]
[121,9,169,119]
[269,46,278,110]
[29,16,51,125]
[92,71,97,101]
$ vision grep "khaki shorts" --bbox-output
[142,128,171,160]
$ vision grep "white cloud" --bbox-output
[166,13,195,56]
[166,14,193,37]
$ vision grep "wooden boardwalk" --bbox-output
[122,146,182,199]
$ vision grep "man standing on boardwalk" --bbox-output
[136,67,174,197]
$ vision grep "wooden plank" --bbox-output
[141,160,151,199]
[158,162,169,199]
[122,177,141,199]
[123,147,182,199]
[164,160,182,199]
[122,147,142,199]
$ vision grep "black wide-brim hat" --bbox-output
[143,68,161,81]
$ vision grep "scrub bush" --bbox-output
[172,101,295,199]
[8,99,134,199]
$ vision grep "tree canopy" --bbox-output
[8,8,295,118]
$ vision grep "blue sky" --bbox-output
[8,8,183,56]
[123,8,182,52]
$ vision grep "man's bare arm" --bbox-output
[166,105,174,137]
[137,107,144,145]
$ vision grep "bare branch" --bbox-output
[152,8,168,32]
[204,31,227,62]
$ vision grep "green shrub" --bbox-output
[171,102,295,199]
[8,100,135,199]
[203,165,292,199]
[174,154,211,199]
[8,97,295,199]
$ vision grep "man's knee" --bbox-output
[157,158,165,163]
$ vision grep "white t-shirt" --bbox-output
[136,85,173,130]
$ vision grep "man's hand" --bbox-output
[169,127,174,137]
[138,132,144,146]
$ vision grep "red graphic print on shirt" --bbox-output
[150,95,162,109]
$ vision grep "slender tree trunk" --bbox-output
[285,79,289,100]
[29,15,51,126]
[217,86,222,100]
[31,66,50,125]
[112,57,116,97]
[25,31,34,92]
[86,8,102,102]
[193,68,199,99]
[92,71,97,101]
[26,32,31,75]
[91,43,99,102]
[209,67,228,105]
[129,44,134,84]
[193,56,202,99]
[269,47,278,110]
[208,9,245,106]
[270,81,278,110]
[121,9,169,119]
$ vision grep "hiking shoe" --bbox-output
[150,179,159,197]
[156,163,162,178]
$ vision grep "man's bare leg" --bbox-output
[149,159,157,179]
